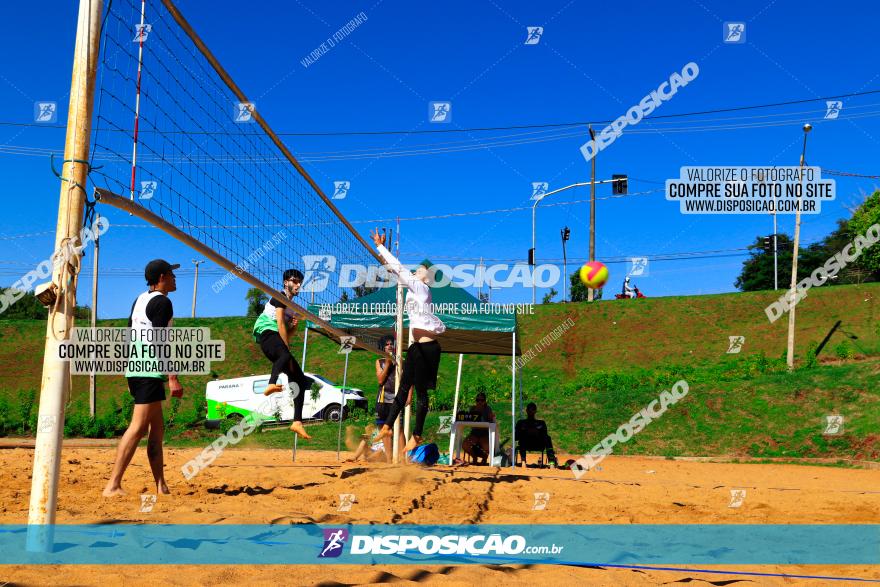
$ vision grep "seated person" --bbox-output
[515,402,557,467]
[461,392,495,465]
[344,424,387,463]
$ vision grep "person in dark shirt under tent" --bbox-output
[515,402,558,468]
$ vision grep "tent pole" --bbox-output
[450,353,463,458]
[403,326,412,444]
[392,282,404,463]
[511,331,517,471]
[337,350,350,462]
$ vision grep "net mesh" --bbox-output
[89,0,384,350]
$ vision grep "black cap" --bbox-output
[145,259,180,285]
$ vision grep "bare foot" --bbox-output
[404,435,421,453]
[263,384,283,396]
[157,480,171,495]
[102,485,126,497]
[289,421,312,439]
[374,425,392,441]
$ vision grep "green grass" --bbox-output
[0,283,878,461]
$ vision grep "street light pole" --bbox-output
[786,123,812,370]
[529,178,622,306]
[191,259,204,318]
[588,126,596,302]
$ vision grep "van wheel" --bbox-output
[323,404,344,422]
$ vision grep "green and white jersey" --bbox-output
[125,290,173,379]
[252,296,297,341]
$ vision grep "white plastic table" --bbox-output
[449,421,496,464]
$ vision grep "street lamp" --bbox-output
[529,176,625,305]
[786,123,811,370]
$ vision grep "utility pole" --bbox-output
[588,125,596,302]
[191,259,204,318]
[89,214,100,419]
[787,123,812,370]
[28,0,103,552]
[561,226,570,302]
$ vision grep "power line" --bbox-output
[4,88,880,136]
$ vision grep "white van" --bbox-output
[205,371,368,428]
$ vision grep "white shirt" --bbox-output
[377,244,446,335]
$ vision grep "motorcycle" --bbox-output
[615,285,646,300]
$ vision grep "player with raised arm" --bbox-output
[370,229,445,452]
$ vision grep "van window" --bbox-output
[253,379,269,395]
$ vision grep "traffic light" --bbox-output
[561,227,570,242]
[612,174,628,195]
[762,235,774,253]
[528,248,535,265]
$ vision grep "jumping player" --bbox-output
[252,269,313,439]
[103,259,182,497]
[370,228,445,452]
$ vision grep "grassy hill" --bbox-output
[0,283,878,461]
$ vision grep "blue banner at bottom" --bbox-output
[1,524,877,565]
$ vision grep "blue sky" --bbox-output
[1,0,879,318]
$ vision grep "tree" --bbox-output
[569,270,602,301]
[245,287,267,317]
[0,290,89,320]
[541,288,558,304]
[847,190,880,276]
[735,233,794,291]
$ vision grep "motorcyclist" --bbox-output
[623,276,636,299]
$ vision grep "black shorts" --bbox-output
[127,377,166,404]
[376,402,392,425]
